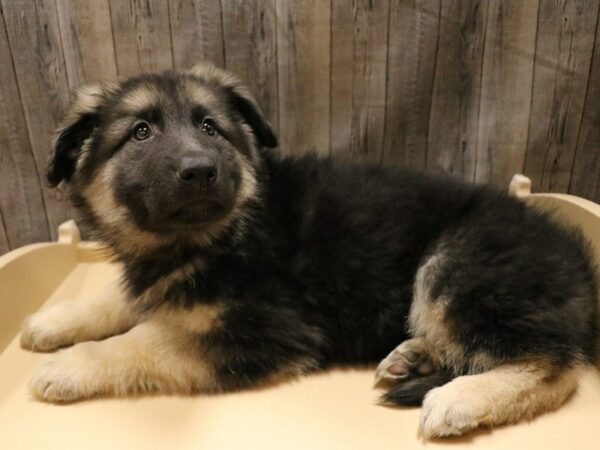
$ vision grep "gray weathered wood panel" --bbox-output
[331,0,389,162]
[570,6,600,201]
[1,0,73,240]
[0,5,50,248]
[524,0,599,193]
[382,0,441,169]
[277,0,330,155]
[2,0,600,254]
[427,0,488,181]
[57,0,118,88]
[475,0,539,186]
[223,0,279,131]
[169,0,225,70]
[110,0,174,77]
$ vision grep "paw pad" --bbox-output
[374,338,435,387]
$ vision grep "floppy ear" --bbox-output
[225,85,278,148]
[47,85,108,187]
[190,63,278,148]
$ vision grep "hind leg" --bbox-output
[374,337,437,386]
[378,235,594,437]
[419,362,580,438]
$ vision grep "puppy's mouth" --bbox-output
[167,199,228,224]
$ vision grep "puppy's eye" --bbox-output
[133,122,151,141]
[201,117,217,137]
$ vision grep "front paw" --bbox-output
[21,302,81,352]
[419,383,482,438]
[29,344,103,403]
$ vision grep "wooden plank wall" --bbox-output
[0,0,599,253]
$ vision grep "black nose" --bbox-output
[178,156,218,187]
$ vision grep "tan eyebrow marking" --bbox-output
[184,80,219,108]
[120,85,163,114]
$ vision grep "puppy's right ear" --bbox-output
[47,85,109,187]
[189,63,278,149]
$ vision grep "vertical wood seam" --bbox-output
[0,183,9,251]
[473,1,490,181]
[0,202,8,250]
[272,0,279,134]
[328,0,333,156]
[166,0,176,69]
[523,3,542,186]
[218,0,227,66]
[568,3,600,193]
[54,0,73,90]
[107,0,121,77]
[428,2,442,170]
[1,1,51,237]
[379,0,392,164]
[349,3,356,157]
[167,0,176,68]
[425,0,444,169]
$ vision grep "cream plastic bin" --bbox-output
[1,176,599,450]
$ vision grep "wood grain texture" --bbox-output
[0,207,9,255]
[56,0,118,87]
[427,0,488,180]
[475,0,539,186]
[524,0,599,193]
[1,0,73,240]
[0,7,50,248]
[276,0,330,156]
[223,0,278,132]
[109,0,174,77]
[331,0,389,162]
[569,6,600,202]
[382,0,441,169]
[169,0,225,70]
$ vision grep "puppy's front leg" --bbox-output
[21,279,138,352]
[29,305,219,402]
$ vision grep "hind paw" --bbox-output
[374,337,436,387]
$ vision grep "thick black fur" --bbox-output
[382,371,454,406]
[51,68,598,404]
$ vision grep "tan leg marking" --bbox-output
[21,279,138,352]
[409,252,496,374]
[28,303,221,402]
[419,362,580,438]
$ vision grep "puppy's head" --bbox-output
[49,63,277,253]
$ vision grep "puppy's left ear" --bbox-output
[190,63,278,148]
[225,85,278,148]
[48,84,110,186]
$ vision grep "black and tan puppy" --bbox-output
[21,63,598,438]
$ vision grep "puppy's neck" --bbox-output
[109,208,261,311]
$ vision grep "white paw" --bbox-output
[21,302,81,352]
[29,344,102,402]
[419,383,482,438]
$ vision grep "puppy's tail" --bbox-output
[379,370,454,406]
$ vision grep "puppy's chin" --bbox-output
[168,200,225,222]
[143,200,235,234]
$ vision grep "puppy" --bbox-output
[21,63,598,438]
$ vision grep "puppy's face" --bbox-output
[48,64,277,250]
